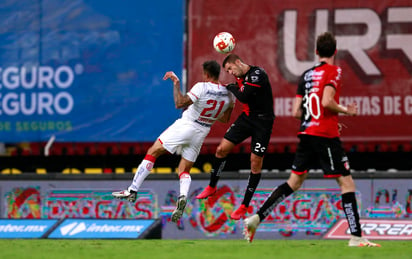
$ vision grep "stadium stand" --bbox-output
[4,141,412,157]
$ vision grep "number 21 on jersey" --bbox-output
[200,100,225,118]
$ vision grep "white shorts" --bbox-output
[158,119,210,162]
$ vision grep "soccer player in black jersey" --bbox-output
[196,54,275,220]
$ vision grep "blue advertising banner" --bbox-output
[0,219,58,238]
[48,219,157,239]
[0,0,183,142]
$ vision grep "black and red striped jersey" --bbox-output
[227,66,274,118]
[296,62,342,138]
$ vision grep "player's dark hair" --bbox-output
[222,53,242,68]
[316,32,336,58]
[203,60,220,80]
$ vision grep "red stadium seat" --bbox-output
[97,143,121,155]
[200,145,210,154]
[402,142,412,152]
[286,143,297,153]
[119,143,136,155]
[342,142,354,153]
[29,142,43,155]
[231,145,241,154]
[72,143,96,155]
[49,142,74,156]
[108,143,121,155]
[242,143,252,153]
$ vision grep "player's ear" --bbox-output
[203,71,210,80]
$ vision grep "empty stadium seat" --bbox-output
[7,139,411,157]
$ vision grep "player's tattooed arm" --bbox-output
[163,71,193,109]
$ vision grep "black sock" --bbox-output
[342,192,362,237]
[242,172,261,207]
[209,157,226,188]
[257,182,294,221]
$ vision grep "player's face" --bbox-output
[224,62,242,77]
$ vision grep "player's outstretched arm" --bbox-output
[163,71,193,109]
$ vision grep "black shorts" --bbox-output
[224,113,274,157]
[291,135,351,177]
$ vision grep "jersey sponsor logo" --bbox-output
[324,219,412,240]
[302,121,320,127]
[205,90,229,97]
[308,88,319,94]
[303,70,324,81]
[197,117,214,124]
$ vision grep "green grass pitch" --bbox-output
[0,239,411,259]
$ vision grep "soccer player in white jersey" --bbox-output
[112,60,235,223]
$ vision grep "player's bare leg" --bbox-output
[112,140,166,202]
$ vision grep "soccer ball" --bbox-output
[213,32,236,54]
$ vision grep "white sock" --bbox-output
[179,172,191,197]
[128,157,155,192]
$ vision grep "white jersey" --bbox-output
[184,82,235,127]
[158,81,234,162]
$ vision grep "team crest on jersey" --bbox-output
[344,161,350,170]
[342,156,350,170]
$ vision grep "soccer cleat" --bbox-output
[171,195,187,223]
[111,189,137,202]
[348,236,381,247]
[243,214,260,243]
[195,186,217,199]
[230,204,249,220]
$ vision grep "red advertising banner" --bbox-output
[188,0,412,144]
